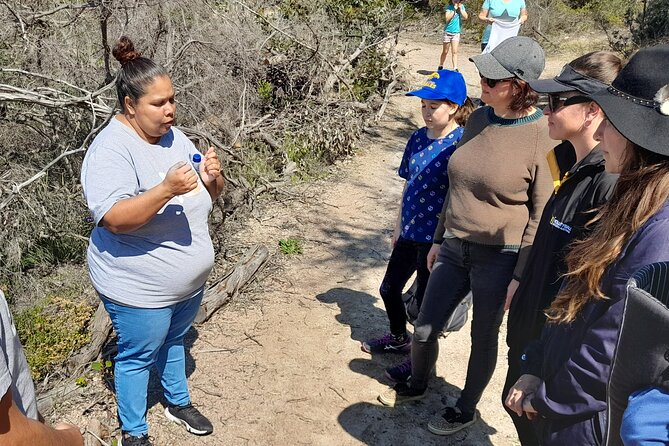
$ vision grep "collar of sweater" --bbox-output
[486,107,543,127]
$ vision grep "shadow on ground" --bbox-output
[317,287,497,445]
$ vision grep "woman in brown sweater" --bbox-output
[378,36,555,437]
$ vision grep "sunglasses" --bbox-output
[547,94,592,113]
[479,74,513,88]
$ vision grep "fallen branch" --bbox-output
[195,243,270,324]
[0,108,114,210]
[65,303,113,375]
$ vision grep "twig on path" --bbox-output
[82,394,109,415]
[192,384,223,397]
[329,386,349,402]
[243,331,263,347]
[192,347,239,354]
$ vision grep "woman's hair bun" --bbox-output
[112,36,142,65]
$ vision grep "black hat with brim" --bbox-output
[590,44,669,157]
[529,65,609,96]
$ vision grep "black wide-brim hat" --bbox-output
[590,44,669,157]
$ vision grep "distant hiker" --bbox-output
[503,50,623,445]
[438,0,468,72]
[0,290,84,445]
[478,0,528,53]
[361,69,473,384]
[505,43,669,446]
[379,37,554,438]
[80,36,224,446]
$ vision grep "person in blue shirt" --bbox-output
[361,70,474,382]
[438,0,468,72]
[621,387,669,445]
[478,0,528,52]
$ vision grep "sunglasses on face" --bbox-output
[479,74,513,88]
[547,94,592,113]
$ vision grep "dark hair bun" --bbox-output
[112,36,142,65]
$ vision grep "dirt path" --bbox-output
[65,34,570,446]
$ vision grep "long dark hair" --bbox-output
[112,36,169,112]
[546,146,669,323]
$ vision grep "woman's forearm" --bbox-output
[519,8,528,24]
[205,175,225,201]
[101,183,174,234]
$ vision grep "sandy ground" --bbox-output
[60,33,574,446]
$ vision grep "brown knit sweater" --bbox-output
[434,106,555,279]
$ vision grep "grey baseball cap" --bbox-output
[470,36,545,81]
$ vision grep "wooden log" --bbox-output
[37,380,82,416]
[65,302,112,374]
[195,244,270,324]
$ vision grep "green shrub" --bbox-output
[257,80,273,102]
[20,236,87,271]
[279,238,303,255]
[351,48,389,101]
[15,294,94,381]
[632,0,669,46]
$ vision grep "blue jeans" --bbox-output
[101,290,203,436]
[410,237,517,414]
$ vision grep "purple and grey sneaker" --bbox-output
[385,358,412,382]
[361,333,411,354]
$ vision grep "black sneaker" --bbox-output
[120,433,152,446]
[164,403,213,436]
[385,358,411,383]
[427,406,479,435]
[437,65,443,70]
[361,333,411,354]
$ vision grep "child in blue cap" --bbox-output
[361,70,474,382]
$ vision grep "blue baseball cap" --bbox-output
[406,69,467,105]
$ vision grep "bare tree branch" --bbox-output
[1,0,29,45]
[232,0,356,98]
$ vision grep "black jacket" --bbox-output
[507,146,618,353]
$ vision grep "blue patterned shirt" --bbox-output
[398,126,464,243]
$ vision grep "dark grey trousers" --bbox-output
[410,236,517,414]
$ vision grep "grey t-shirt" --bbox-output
[0,291,38,419]
[81,118,214,308]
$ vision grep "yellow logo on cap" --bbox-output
[423,72,440,89]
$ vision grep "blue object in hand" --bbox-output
[192,153,202,172]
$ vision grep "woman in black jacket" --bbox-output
[503,51,623,445]
[506,43,669,446]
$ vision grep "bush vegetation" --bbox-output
[14,293,94,381]
[0,0,412,379]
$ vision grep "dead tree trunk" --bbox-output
[195,244,270,324]
[65,302,112,374]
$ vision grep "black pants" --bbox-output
[503,348,541,446]
[411,237,517,414]
[379,237,431,336]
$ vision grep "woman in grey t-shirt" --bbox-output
[81,36,224,446]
